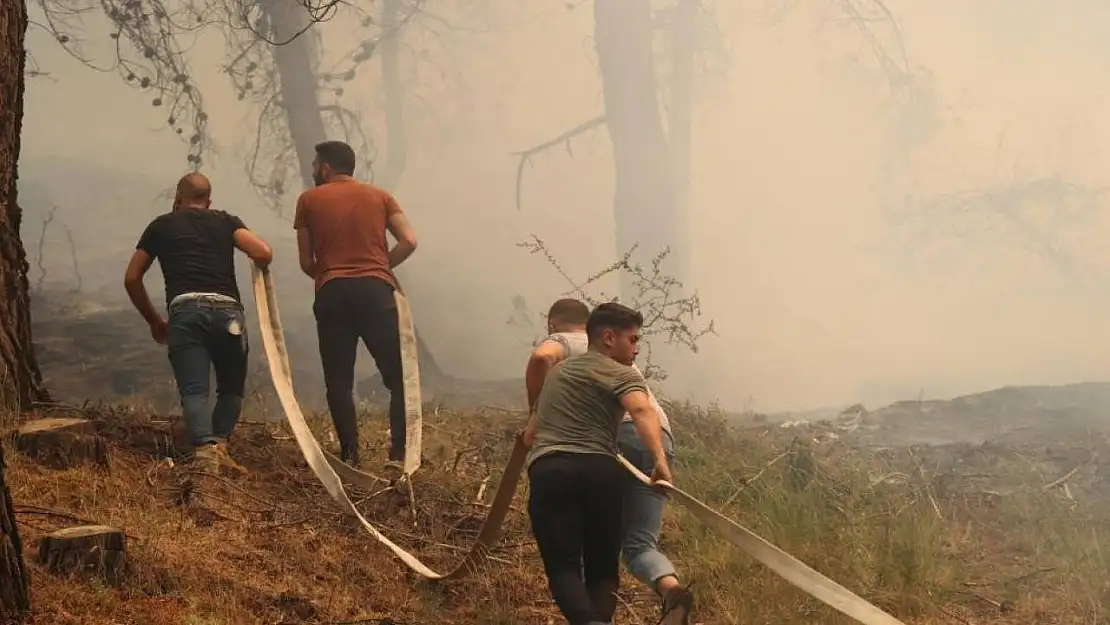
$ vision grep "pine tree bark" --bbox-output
[0,441,29,619]
[0,0,46,411]
[0,0,50,615]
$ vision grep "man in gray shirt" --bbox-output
[522,298,694,624]
[522,302,671,625]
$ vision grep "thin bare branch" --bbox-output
[510,115,607,212]
[518,235,714,380]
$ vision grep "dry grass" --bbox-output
[5,401,1110,624]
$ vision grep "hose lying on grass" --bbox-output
[250,265,906,624]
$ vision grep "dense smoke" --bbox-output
[19,0,1110,413]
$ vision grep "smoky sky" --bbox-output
[19,1,1110,413]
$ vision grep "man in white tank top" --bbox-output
[524,299,591,416]
[521,299,694,625]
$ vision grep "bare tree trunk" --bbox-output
[371,0,442,379]
[0,3,39,617]
[266,0,327,190]
[666,0,697,283]
[595,0,680,299]
[375,0,407,191]
[266,2,443,379]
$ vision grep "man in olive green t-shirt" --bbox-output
[521,298,694,625]
[521,302,672,625]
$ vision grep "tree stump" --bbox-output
[36,525,126,585]
[13,418,108,470]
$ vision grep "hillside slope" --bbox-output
[6,401,1109,624]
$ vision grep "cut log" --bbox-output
[13,418,108,469]
[36,525,126,585]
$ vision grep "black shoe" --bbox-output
[340,446,360,467]
[659,585,695,625]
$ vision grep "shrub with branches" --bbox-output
[517,235,714,380]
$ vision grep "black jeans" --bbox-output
[528,452,625,625]
[166,299,248,447]
[313,276,405,462]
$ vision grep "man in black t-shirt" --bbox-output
[124,173,273,475]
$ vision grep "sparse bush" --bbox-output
[516,234,715,380]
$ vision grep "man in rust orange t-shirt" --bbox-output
[293,140,419,468]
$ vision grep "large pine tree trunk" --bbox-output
[266,1,442,379]
[0,441,29,619]
[0,1,38,616]
[595,0,681,299]
[0,0,45,412]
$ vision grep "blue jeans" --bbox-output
[167,300,249,447]
[618,421,677,589]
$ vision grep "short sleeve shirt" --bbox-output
[526,351,649,468]
[136,209,246,306]
[293,178,402,291]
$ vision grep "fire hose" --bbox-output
[249,265,905,625]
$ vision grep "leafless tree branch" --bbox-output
[236,0,434,211]
[31,0,370,170]
[510,115,607,212]
[63,225,83,294]
[518,235,715,380]
[894,176,1110,283]
[34,207,57,295]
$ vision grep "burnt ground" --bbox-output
[760,381,1110,449]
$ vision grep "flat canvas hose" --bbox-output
[249,266,906,624]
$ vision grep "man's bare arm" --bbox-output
[519,341,567,447]
[386,212,418,268]
[525,342,565,413]
[123,250,161,327]
[234,228,274,269]
[521,411,539,448]
[295,227,316,278]
[620,389,672,483]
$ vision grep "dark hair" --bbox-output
[586,302,643,344]
[314,141,356,176]
[547,298,589,327]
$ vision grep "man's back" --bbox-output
[527,351,647,467]
[137,209,244,305]
[294,178,398,291]
[540,329,672,435]
[539,330,589,359]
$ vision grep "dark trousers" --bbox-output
[528,452,625,625]
[166,300,248,447]
[313,276,406,462]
